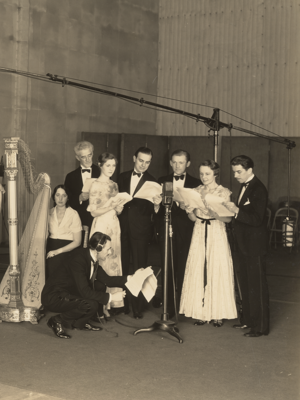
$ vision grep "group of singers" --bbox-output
[42,141,269,340]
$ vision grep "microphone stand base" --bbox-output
[133,318,183,343]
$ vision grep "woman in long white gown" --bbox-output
[179,160,237,327]
[87,153,124,313]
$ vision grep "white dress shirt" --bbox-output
[81,165,92,185]
[130,171,143,196]
[238,174,255,205]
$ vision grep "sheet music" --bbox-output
[111,192,132,206]
[173,187,185,203]
[204,193,235,217]
[134,181,162,203]
[125,267,157,301]
[176,187,206,209]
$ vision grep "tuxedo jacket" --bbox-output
[233,175,268,256]
[41,247,127,306]
[156,173,202,235]
[117,170,157,241]
[64,164,100,227]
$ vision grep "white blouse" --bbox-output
[48,207,82,240]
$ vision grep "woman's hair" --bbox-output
[98,152,118,168]
[230,155,254,170]
[52,184,70,207]
[200,159,220,177]
[89,232,111,252]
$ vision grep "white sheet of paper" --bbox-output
[176,187,206,209]
[173,187,185,203]
[141,273,157,302]
[111,192,132,206]
[134,181,162,203]
[82,178,96,192]
[125,267,154,298]
[204,193,234,217]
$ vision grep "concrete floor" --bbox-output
[0,244,299,400]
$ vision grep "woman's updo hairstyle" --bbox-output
[98,152,118,168]
[200,159,220,177]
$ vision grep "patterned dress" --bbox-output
[179,185,237,321]
[88,179,123,308]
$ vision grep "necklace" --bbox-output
[205,184,219,193]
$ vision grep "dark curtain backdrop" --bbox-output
[82,132,299,211]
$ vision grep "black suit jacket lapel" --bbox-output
[184,173,195,188]
[91,164,99,178]
[75,167,83,188]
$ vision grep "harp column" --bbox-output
[0,137,23,321]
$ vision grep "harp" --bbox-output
[0,137,51,324]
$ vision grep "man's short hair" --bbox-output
[89,232,111,252]
[74,141,94,155]
[231,155,254,170]
[134,146,153,158]
[171,149,191,162]
[200,159,220,177]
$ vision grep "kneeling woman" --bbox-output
[180,160,237,327]
[46,184,82,278]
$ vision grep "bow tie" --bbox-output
[174,174,185,181]
[133,171,141,178]
[241,182,250,188]
[82,169,91,173]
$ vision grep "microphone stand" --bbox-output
[134,203,183,343]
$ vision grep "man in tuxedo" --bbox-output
[225,155,269,338]
[42,232,128,339]
[154,149,201,318]
[64,141,100,230]
[117,147,161,319]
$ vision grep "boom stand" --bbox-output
[134,204,183,343]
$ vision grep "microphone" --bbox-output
[162,182,173,206]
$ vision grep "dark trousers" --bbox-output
[121,230,149,314]
[46,239,72,279]
[42,290,99,330]
[234,252,270,334]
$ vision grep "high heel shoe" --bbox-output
[213,319,223,327]
[194,320,206,326]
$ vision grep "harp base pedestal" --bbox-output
[0,304,43,324]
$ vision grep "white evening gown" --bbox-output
[180,185,237,321]
[88,179,124,308]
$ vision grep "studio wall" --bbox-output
[0,0,159,237]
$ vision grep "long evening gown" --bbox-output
[179,185,237,321]
[88,179,124,308]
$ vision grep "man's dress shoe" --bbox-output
[81,323,102,331]
[47,317,71,339]
[133,312,143,319]
[244,331,267,337]
[232,324,250,329]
